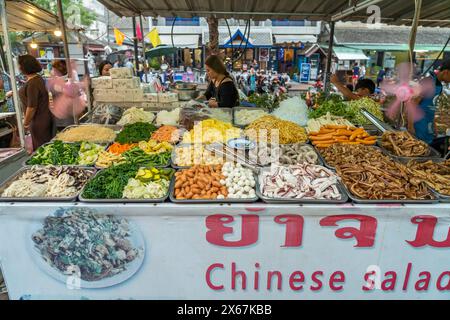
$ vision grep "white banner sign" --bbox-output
[0,204,449,300]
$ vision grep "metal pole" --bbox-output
[0,0,24,147]
[106,9,110,48]
[324,21,335,96]
[56,0,79,124]
[408,0,422,63]
[139,15,146,68]
[132,16,139,75]
[56,0,71,76]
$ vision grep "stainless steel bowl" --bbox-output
[173,89,200,101]
[173,82,198,90]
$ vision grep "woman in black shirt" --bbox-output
[197,55,239,108]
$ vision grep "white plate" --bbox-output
[28,208,146,289]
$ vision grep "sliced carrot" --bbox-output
[316,143,333,148]
[325,124,347,129]
[335,129,354,136]
[318,128,336,134]
[312,140,336,145]
[349,128,365,141]
[310,134,335,141]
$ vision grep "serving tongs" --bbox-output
[360,108,395,133]
[205,143,263,174]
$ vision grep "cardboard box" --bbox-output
[112,77,140,89]
[158,92,179,103]
[144,93,159,102]
[130,89,144,102]
[91,76,113,89]
[110,67,133,79]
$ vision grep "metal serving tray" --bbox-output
[232,107,268,128]
[256,171,349,204]
[400,158,450,203]
[78,169,174,203]
[53,124,122,144]
[171,143,227,170]
[376,139,442,162]
[0,166,96,202]
[275,143,323,166]
[24,141,109,167]
[169,171,259,204]
[339,180,439,204]
[314,144,385,170]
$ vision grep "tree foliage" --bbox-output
[31,0,96,28]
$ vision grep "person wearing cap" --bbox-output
[411,59,450,145]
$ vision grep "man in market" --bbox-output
[330,73,376,101]
[409,59,450,148]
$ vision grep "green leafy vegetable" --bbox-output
[122,148,171,167]
[27,141,81,165]
[115,122,157,144]
[81,163,139,199]
[346,97,384,125]
[78,142,105,165]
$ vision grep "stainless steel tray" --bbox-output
[78,169,174,203]
[314,144,386,170]
[171,143,226,169]
[25,141,109,166]
[53,124,122,143]
[376,140,442,162]
[276,143,323,166]
[0,166,96,202]
[232,107,268,128]
[401,158,450,203]
[256,174,349,204]
[169,170,259,204]
[339,180,439,204]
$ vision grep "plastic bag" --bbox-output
[24,133,33,154]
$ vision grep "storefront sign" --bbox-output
[0,204,449,300]
[300,63,311,82]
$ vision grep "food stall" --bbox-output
[0,0,449,300]
[0,0,59,183]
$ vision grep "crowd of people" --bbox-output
[1,51,449,155]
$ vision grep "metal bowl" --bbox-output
[172,89,200,101]
[173,82,198,90]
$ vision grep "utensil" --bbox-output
[360,108,395,133]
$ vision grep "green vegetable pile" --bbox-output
[309,96,384,125]
[78,142,105,165]
[27,140,105,166]
[28,141,80,165]
[346,97,384,125]
[82,163,139,199]
[247,93,288,112]
[309,97,351,120]
[115,122,157,144]
[122,167,175,199]
[122,148,171,167]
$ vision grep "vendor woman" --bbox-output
[196,55,239,108]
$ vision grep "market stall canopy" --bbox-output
[333,47,369,60]
[145,44,177,58]
[274,35,317,44]
[334,24,450,51]
[98,0,450,27]
[159,34,199,48]
[0,0,58,32]
[202,28,273,47]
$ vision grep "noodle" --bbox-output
[55,125,116,143]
